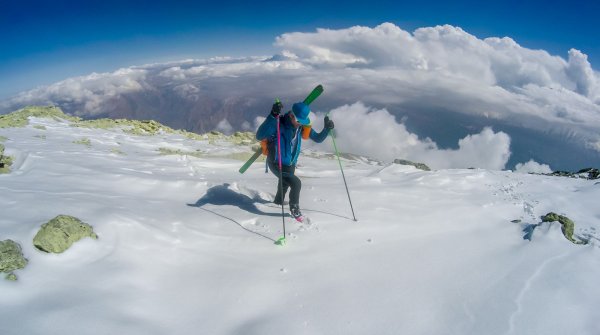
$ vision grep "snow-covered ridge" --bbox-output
[1,109,599,335]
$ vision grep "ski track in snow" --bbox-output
[504,250,572,335]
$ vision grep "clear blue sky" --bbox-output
[1,0,598,99]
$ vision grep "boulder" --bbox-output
[545,168,600,180]
[33,215,98,253]
[541,212,586,245]
[393,159,431,171]
[0,239,28,280]
[576,168,600,180]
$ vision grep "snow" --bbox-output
[1,116,600,335]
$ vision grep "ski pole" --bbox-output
[275,99,286,246]
[327,113,357,221]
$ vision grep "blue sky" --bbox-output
[1,0,598,99]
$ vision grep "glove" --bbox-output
[270,101,283,117]
[324,116,335,129]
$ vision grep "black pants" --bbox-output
[267,160,301,206]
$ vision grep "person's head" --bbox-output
[291,102,311,127]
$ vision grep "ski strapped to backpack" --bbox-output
[238,84,324,174]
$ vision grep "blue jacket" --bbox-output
[256,114,330,166]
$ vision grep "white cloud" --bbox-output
[566,49,599,101]
[254,116,266,131]
[514,159,553,174]
[216,118,233,135]
[241,121,252,131]
[424,127,511,170]
[173,84,200,100]
[311,102,511,170]
[1,68,147,116]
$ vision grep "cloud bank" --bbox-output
[514,160,553,174]
[2,23,599,170]
[309,103,511,170]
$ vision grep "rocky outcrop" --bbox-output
[545,168,599,180]
[0,106,78,128]
[33,215,98,253]
[393,159,431,171]
[0,143,12,173]
[1,106,259,146]
[0,240,28,281]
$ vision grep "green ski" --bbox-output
[238,85,324,174]
[238,149,263,174]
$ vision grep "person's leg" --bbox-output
[274,181,289,205]
[268,161,295,204]
[282,165,303,219]
[285,165,301,206]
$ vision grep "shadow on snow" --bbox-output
[187,183,285,242]
[188,183,356,242]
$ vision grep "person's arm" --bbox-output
[256,115,277,140]
[309,116,334,143]
[256,102,283,140]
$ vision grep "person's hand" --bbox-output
[271,101,283,117]
[324,116,335,129]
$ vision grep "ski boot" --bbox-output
[290,204,304,223]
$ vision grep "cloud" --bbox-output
[253,116,266,131]
[1,68,147,116]
[514,160,553,174]
[173,83,200,101]
[1,23,599,170]
[216,118,233,134]
[311,102,511,170]
[565,49,599,101]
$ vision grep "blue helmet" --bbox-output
[292,102,311,125]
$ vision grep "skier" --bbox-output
[256,100,334,221]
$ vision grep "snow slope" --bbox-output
[1,116,599,335]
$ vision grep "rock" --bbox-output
[576,168,600,180]
[0,143,13,173]
[541,212,586,245]
[0,240,28,280]
[73,138,92,147]
[0,106,78,128]
[33,215,98,253]
[544,168,600,180]
[393,159,431,171]
[0,153,13,173]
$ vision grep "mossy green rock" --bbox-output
[33,215,98,253]
[0,240,28,280]
[73,138,92,147]
[230,131,255,145]
[541,212,586,245]
[0,106,79,128]
[1,142,13,172]
[0,154,14,173]
[393,159,431,171]
[158,147,205,158]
